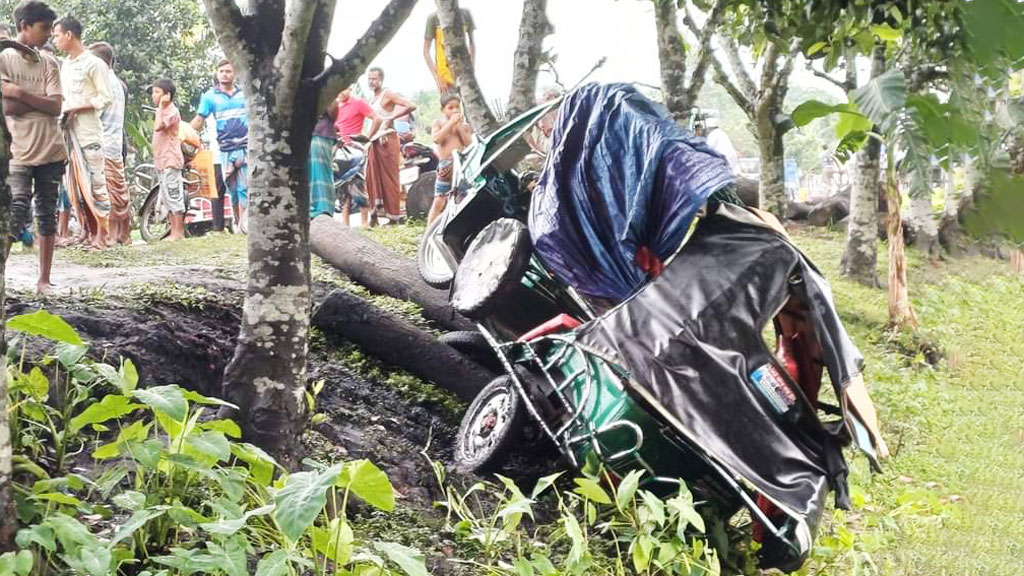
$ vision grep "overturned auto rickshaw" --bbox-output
[419,83,887,571]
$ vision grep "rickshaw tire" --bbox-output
[455,374,527,474]
[417,216,455,289]
[440,331,502,372]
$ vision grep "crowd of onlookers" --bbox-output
[1,2,525,294]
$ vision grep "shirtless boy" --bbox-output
[428,94,473,224]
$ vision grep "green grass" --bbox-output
[54,232,249,269]
[790,225,1024,576]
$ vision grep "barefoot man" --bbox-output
[53,15,113,250]
[427,93,473,224]
[1,0,65,292]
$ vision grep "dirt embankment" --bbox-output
[6,280,558,573]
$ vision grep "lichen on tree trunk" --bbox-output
[842,139,882,286]
[756,110,787,217]
[506,0,551,119]
[655,0,690,123]
[219,88,314,461]
[907,191,940,258]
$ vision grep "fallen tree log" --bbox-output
[312,288,492,402]
[310,215,474,332]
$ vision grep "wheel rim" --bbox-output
[143,198,170,240]
[462,388,514,462]
[420,221,455,282]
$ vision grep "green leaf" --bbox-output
[185,431,231,463]
[615,469,645,510]
[14,550,33,576]
[373,541,429,576]
[273,464,344,542]
[111,491,147,511]
[120,359,139,395]
[338,460,394,512]
[806,41,827,56]
[181,389,238,410]
[254,550,291,576]
[833,103,873,139]
[108,508,166,547]
[311,518,353,565]
[198,419,242,439]
[56,343,88,368]
[871,23,902,41]
[205,535,249,576]
[132,385,188,421]
[126,439,164,469]
[640,490,666,526]
[31,493,82,506]
[531,472,563,499]
[70,395,141,433]
[15,524,56,553]
[8,310,83,345]
[231,443,278,486]
[631,534,655,573]
[19,367,49,401]
[791,99,842,128]
[573,478,612,505]
[200,504,275,536]
[852,69,907,133]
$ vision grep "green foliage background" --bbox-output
[0,0,218,157]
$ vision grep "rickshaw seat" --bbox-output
[517,313,582,342]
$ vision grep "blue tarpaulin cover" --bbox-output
[529,83,735,301]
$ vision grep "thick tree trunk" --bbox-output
[886,169,917,329]
[842,45,884,286]
[755,109,787,218]
[842,139,882,286]
[0,101,14,551]
[436,0,500,135]
[506,0,551,119]
[220,84,316,461]
[310,216,475,332]
[654,0,689,123]
[907,191,939,257]
[313,289,491,401]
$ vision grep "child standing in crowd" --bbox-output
[149,78,186,241]
[427,93,473,224]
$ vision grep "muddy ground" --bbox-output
[6,264,559,573]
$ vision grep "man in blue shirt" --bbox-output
[191,59,248,230]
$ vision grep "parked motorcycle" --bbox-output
[401,141,439,220]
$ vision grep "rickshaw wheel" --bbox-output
[455,374,527,473]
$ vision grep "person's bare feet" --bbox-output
[36,281,53,295]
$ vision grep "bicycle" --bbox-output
[133,158,233,242]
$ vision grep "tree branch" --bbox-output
[507,0,552,118]
[717,35,758,99]
[314,0,418,111]
[682,0,727,107]
[706,36,753,115]
[806,62,853,92]
[273,0,321,109]
[201,0,253,74]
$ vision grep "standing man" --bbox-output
[53,15,113,250]
[423,8,475,94]
[88,41,130,245]
[192,60,248,231]
[365,67,415,225]
[334,86,380,227]
[1,0,64,292]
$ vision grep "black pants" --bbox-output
[212,163,228,230]
[9,161,65,238]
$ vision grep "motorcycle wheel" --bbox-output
[455,374,527,474]
[405,170,436,221]
[417,215,456,288]
[440,331,502,372]
[138,185,170,242]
